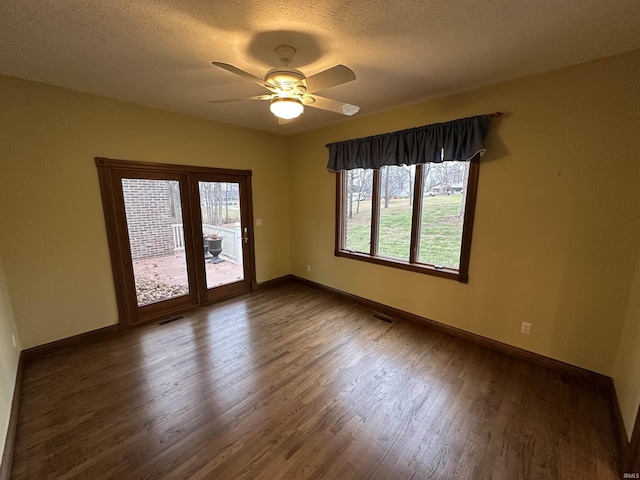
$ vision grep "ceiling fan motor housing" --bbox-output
[265,68,307,95]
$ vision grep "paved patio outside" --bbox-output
[132,252,244,305]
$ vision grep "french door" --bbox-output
[96,158,255,329]
[190,174,253,304]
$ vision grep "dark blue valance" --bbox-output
[326,114,493,172]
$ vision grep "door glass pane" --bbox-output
[419,161,468,268]
[344,169,373,253]
[121,179,190,306]
[378,165,415,260]
[198,181,244,289]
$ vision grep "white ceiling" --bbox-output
[1,1,639,135]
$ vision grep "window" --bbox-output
[329,113,498,282]
[336,156,480,282]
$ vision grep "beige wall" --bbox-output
[0,254,21,458]
[613,241,640,439]
[0,75,291,349]
[289,49,640,377]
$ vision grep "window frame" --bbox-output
[334,154,481,283]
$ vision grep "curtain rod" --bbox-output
[489,112,504,118]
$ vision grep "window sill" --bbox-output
[335,250,468,283]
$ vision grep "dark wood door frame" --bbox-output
[96,157,256,329]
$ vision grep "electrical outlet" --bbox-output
[521,322,531,335]
[306,265,311,272]
[255,219,263,226]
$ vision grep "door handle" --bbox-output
[243,227,249,244]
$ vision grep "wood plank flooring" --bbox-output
[10,281,620,479]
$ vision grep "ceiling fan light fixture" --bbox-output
[270,97,304,120]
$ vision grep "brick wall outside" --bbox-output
[122,178,176,260]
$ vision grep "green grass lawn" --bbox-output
[345,195,464,268]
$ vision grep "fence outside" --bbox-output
[171,224,185,251]
[172,223,243,264]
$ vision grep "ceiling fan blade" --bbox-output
[212,62,276,92]
[303,95,360,116]
[304,65,356,93]
[207,95,272,104]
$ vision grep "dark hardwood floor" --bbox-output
[11,281,620,479]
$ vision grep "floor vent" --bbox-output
[158,316,184,325]
[371,311,394,323]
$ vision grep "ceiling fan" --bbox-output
[209,45,359,123]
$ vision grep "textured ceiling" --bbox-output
[1,0,639,135]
